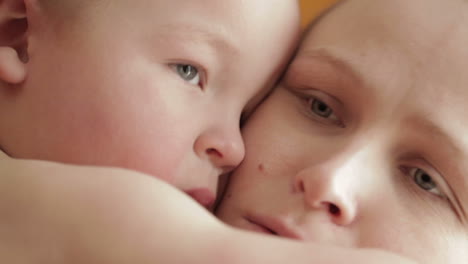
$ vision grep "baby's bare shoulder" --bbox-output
[0,156,190,219]
[0,155,153,191]
[0,156,221,263]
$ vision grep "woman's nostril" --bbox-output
[329,204,341,216]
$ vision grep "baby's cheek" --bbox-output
[121,131,188,184]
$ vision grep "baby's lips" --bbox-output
[185,188,216,209]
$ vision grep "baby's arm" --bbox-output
[0,157,417,264]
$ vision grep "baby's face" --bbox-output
[217,0,467,262]
[0,0,299,206]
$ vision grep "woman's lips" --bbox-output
[244,215,303,240]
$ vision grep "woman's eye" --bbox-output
[311,99,334,118]
[174,64,202,86]
[307,98,342,126]
[410,168,444,197]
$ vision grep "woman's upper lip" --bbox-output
[246,214,303,240]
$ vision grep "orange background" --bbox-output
[299,0,337,26]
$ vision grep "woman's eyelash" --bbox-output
[400,166,446,199]
[300,95,344,128]
[310,98,334,118]
[411,168,445,196]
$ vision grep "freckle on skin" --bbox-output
[258,164,264,172]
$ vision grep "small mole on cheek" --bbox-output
[258,164,264,172]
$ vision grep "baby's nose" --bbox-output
[194,127,245,172]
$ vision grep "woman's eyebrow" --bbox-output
[297,48,365,85]
[298,50,468,224]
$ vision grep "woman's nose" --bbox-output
[194,125,245,173]
[293,161,361,227]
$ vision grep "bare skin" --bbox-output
[0,0,426,263]
[0,0,299,206]
[217,0,468,263]
[0,154,416,264]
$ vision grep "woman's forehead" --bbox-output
[296,0,468,117]
[302,0,468,56]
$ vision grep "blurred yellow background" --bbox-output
[299,0,337,26]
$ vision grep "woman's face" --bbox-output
[217,0,468,262]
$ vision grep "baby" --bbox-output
[0,0,299,206]
[217,0,468,263]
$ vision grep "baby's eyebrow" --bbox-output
[159,23,240,57]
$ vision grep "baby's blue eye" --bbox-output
[175,64,201,86]
[311,99,333,118]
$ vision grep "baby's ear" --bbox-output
[0,0,38,85]
[0,47,26,84]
